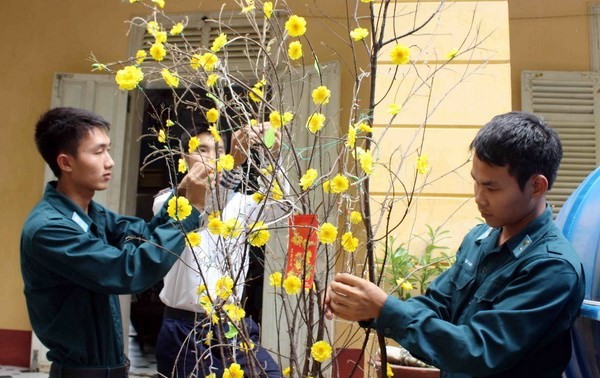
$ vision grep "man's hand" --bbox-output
[177,160,215,211]
[230,121,281,167]
[324,273,388,322]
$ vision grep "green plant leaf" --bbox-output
[224,322,238,339]
[264,127,275,148]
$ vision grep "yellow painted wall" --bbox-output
[370,0,511,249]
[508,0,590,110]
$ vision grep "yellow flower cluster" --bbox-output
[211,33,228,53]
[285,15,307,37]
[282,275,302,295]
[288,41,303,60]
[269,271,282,287]
[223,303,246,322]
[167,196,192,220]
[318,222,338,244]
[207,73,219,87]
[307,113,326,134]
[161,68,179,88]
[248,221,271,247]
[416,154,429,174]
[223,363,244,378]
[170,22,184,35]
[185,231,202,248]
[115,66,144,91]
[249,79,266,102]
[208,125,221,143]
[310,340,333,363]
[263,1,274,18]
[216,154,235,172]
[350,27,369,41]
[311,86,331,105]
[206,108,219,123]
[215,276,234,300]
[190,52,218,71]
[349,210,362,224]
[390,44,411,65]
[178,158,187,173]
[299,168,318,191]
[269,110,294,129]
[188,136,200,153]
[341,231,359,252]
[157,129,166,143]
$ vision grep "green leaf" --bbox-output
[264,127,276,149]
[224,322,239,339]
[206,92,223,106]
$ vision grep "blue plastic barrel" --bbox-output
[555,166,600,378]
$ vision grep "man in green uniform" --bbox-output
[325,112,585,377]
[20,107,209,377]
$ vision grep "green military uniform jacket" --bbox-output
[374,206,585,377]
[20,182,200,368]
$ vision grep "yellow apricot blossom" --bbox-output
[211,33,228,53]
[207,217,225,235]
[135,49,147,64]
[150,42,167,61]
[300,168,318,191]
[349,211,362,224]
[285,15,307,37]
[152,0,165,8]
[329,174,349,194]
[167,196,192,220]
[387,103,401,115]
[350,27,369,41]
[190,52,218,71]
[359,149,375,175]
[188,136,200,153]
[170,22,184,35]
[311,340,333,362]
[446,47,459,60]
[215,276,234,300]
[248,221,270,247]
[341,231,359,252]
[206,108,219,123]
[208,125,221,143]
[390,44,410,65]
[206,73,219,87]
[177,158,187,173]
[307,113,326,134]
[115,65,144,91]
[154,31,167,44]
[288,41,303,60]
[223,363,244,378]
[223,303,246,322]
[282,275,302,295]
[263,1,273,18]
[311,86,331,105]
[161,68,179,88]
[269,271,282,287]
[417,154,429,174]
[216,154,235,172]
[346,125,356,148]
[185,231,202,248]
[157,129,166,143]
[222,217,242,237]
[317,223,338,244]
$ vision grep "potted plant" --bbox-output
[374,225,455,377]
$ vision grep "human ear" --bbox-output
[56,153,74,173]
[530,174,548,197]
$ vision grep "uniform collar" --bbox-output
[475,205,554,258]
[45,181,103,233]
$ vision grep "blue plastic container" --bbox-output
[555,166,600,378]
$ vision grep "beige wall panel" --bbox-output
[369,127,477,195]
[508,11,590,109]
[376,1,510,62]
[369,195,480,253]
[508,0,588,19]
[372,63,511,126]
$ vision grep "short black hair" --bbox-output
[35,107,110,178]
[470,111,562,190]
